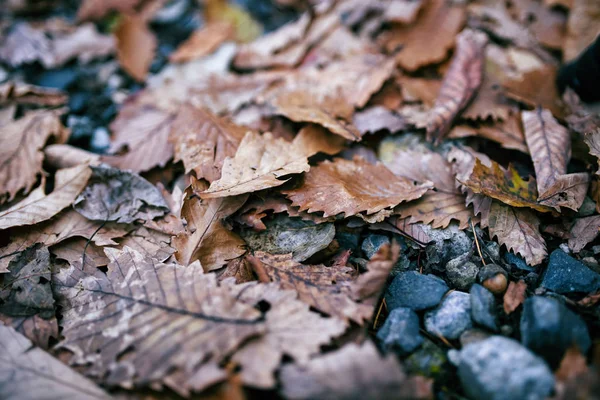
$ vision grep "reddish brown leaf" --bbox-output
[449,114,528,154]
[503,280,527,314]
[77,0,141,20]
[170,22,233,63]
[350,243,400,305]
[427,29,488,145]
[217,256,256,284]
[503,66,565,119]
[114,15,156,82]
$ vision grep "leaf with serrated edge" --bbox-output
[568,215,600,253]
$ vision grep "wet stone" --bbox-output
[540,249,600,294]
[384,271,448,311]
[404,339,448,379]
[376,307,424,356]
[361,234,390,259]
[446,257,478,291]
[424,291,472,340]
[470,284,498,332]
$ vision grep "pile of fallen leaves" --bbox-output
[1,0,600,398]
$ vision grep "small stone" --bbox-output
[455,336,554,400]
[504,252,535,272]
[361,234,390,259]
[446,258,478,290]
[470,284,498,332]
[404,339,448,379]
[540,249,600,294]
[484,241,501,262]
[90,127,111,153]
[34,67,77,89]
[479,264,508,294]
[335,226,361,252]
[424,291,472,340]
[577,196,597,217]
[520,296,591,368]
[67,115,94,141]
[459,329,491,347]
[385,271,448,311]
[376,307,424,356]
[423,224,473,268]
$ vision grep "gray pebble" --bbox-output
[446,258,478,290]
[377,307,424,356]
[541,249,600,294]
[470,284,498,332]
[385,271,448,311]
[424,291,472,340]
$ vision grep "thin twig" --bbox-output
[471,219,486,266]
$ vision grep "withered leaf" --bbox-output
[523,108,589,210]
[0,164,92,230]
[568,215,600,253]
[54,246,265,392]
[73,165,169,224]
[0,81,67,107]
[503,66,565,119]
[173,178,247,269]
[280,341,432,400]
[170,22,233,63]
[385,0,466,71]
[0,314,58,351]
[169,104,248,182]
[487,201,547,266]
[585,130,600,174]
[118,226,176,263]
[228,282,346,388]
[104,104,174,173]
[114,15,156,82]
[503,280,527,314]
[284,157,432,218]
[350,243,400,305]
[77,0,141,20]
[217,256,255,284]
[427,29,488,145]
[353,106,407,135]
[563,0,600,61]
[1,110,68,203]
[449,114,528,154]
[51,237,110,270]
[0,325,110,399]
[553,347,596,400]
[46,144,101,169]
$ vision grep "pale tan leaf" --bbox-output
[170,22,233,63]
[50,23,115,66]
[487,201,547,266]
[0,325,110,400]
[0,81,67,107]
[51,237,110,270]
[169,104,248,182]
[503,280,527,314]
[229,282,346,388]
[384,0,466,71]
[568,215,600,253]
[45,144,101,169]
[174,178,247,269]
[280,341,433,400]
[563,0,600,61]
[115,15,156,82]
[104,104,174,173]
[461,74,512,122]
[284,157,432,218]
[1,110,68,202]
[54,246,265,392]
[0,164,91,230]
[427,29,488,145]
[117,226,176,263]
[523,108,589,210]
[200,132,311,198]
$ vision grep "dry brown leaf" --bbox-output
[563,0,600,61]
[169,104,248,182]
[200,131,319,198]
[0,81,67,107]
[51,237,110,270]
[397,76,441,107]
[0,164,91,231]
[564,89,600,137]
[104,104,174,173]
[248,251,370,324]
[586,130,600,174]
[350,242,400,305]
[461,74,512,122]
[487,201,547,266]
[228,281,346,388]
[0,110,68,203]
[284,157,432,218]
[353,106,407,135]
[427,29,488,145]
[304,25,379,66]
[114,15,157,82]
[503,280,527,314]
[503,66,565,119]
[0,325,110,399]
[387,216,432,245]
[522,108,589,210]
[77,0,141,20]
[0,314,58,351]
[552,347,596,400]
[385,0,466,71]
[513,0,567,50]
[54,246,265,393]
[170,22,233,63]
[217,256,255,283]
[449,114,528,154]
[385,149,475,229]
[280,341,433,400]
[173,178,247,270]
[568,215,600,253]
[45,144,101,169]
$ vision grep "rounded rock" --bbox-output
[385,271,448,311]
[424,291,472,340]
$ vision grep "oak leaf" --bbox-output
[217,256,255,284]
[568,215,600,253]
[173,178,247,269]
[427,29,488,145]
[280,341,433,400]
[522,108,589,210]
[54,246,265,392]
[170,22,233,63]
[284,157,432,218]
[0,325,110,399]
[114,15,156,82]
[0,164,92,230]
[503,280,527,314]
[0,110,69,203]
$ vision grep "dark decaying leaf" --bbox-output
[568,215,600,253]
[426,29,488,145]
[0,325,111,400]
[73,165,169,224]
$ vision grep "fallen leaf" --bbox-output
[1,110,68,203]
[217,256,255,283]
[568,215,600,252]
[51,23,116,66]
[350,243,400,305]
[514,0,567,50]
[427,29,488,145]
[0,164,92,230]
[204,0,262,43]
[0,81,67,107]
[461,72,512,122]
[45,144,101,169]
[117,226,176,262]
[387,216,432,245]
[229,282,346,388]
[563,0,600,61]
[104,104,175,173]
[397,76,441,106]
[585,129,600,174]
[353,106,407,135]
[384,0,466,71]
[0,314,58,350]
[284,157,432,218]
[114,15,157,82]
[503,280,527,314]
[169,104,248,182]
[170,22,233,63]
[50,237,110,270]
[53,246,265,393]
[552,347,598,400]
[280,341,433,400]
[77,0,141,20]
[449,114,528,154]
[522,108,589,210]
[0,325,110,399]
[73,165,169,224]
[503,66,565,119]
[173,177,247,269]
